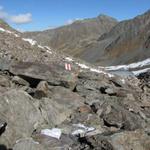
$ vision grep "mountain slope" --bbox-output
[80,10,150,65]
[24,15,118,56]
[0,19,60,64]
[24,10,150,66]
[0,19,115,77]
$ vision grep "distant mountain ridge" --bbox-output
[85,9,150,66]
[23,14,118,56]
[24,10,150,66]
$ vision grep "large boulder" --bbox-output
[10,62,78,90]
[110,130,150,150]
[38,86,85,127]
[0,90,45,148]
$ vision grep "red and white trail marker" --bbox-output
[65,63,71,71]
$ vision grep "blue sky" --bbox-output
[0,0,150,31]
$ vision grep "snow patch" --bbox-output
[38,45,45,49]
[90,68,114,78]
[22,38,37,46]
[14,34,19,37]
[22,38,52,54]
[65,57,74,62]
[76,63,90,69]
[102,58,150,71]
[46,50,52,54]
[75,62,114,77]
[132,68,150,75]
[44,46,52,54]
[44,46,51,51]
[0,27,20,37]
[0,27,5,32]
[121,79,126,84]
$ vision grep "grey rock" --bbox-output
[35,81,49,99]
[0,58,11,71]
[10,62,77,90]
[0,75,10,87]
[105,88,117,95]
[110,130,150,150]
[78,71,105,81]
[38,87,85,127]
[100,102,143,131]
[77,134,114,150]
[33,133,78,150]
[0,90,45,147]
[12,76,30,86]
[13,138,45,150]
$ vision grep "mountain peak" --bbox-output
[97,14,118,22]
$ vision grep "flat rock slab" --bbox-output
[10,62,78,89]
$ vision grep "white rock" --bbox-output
[72,123,95,136]
[41,128,62,139]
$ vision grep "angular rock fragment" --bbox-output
[34,81,49,99]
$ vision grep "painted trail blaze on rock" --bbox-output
[65,63,71,71]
